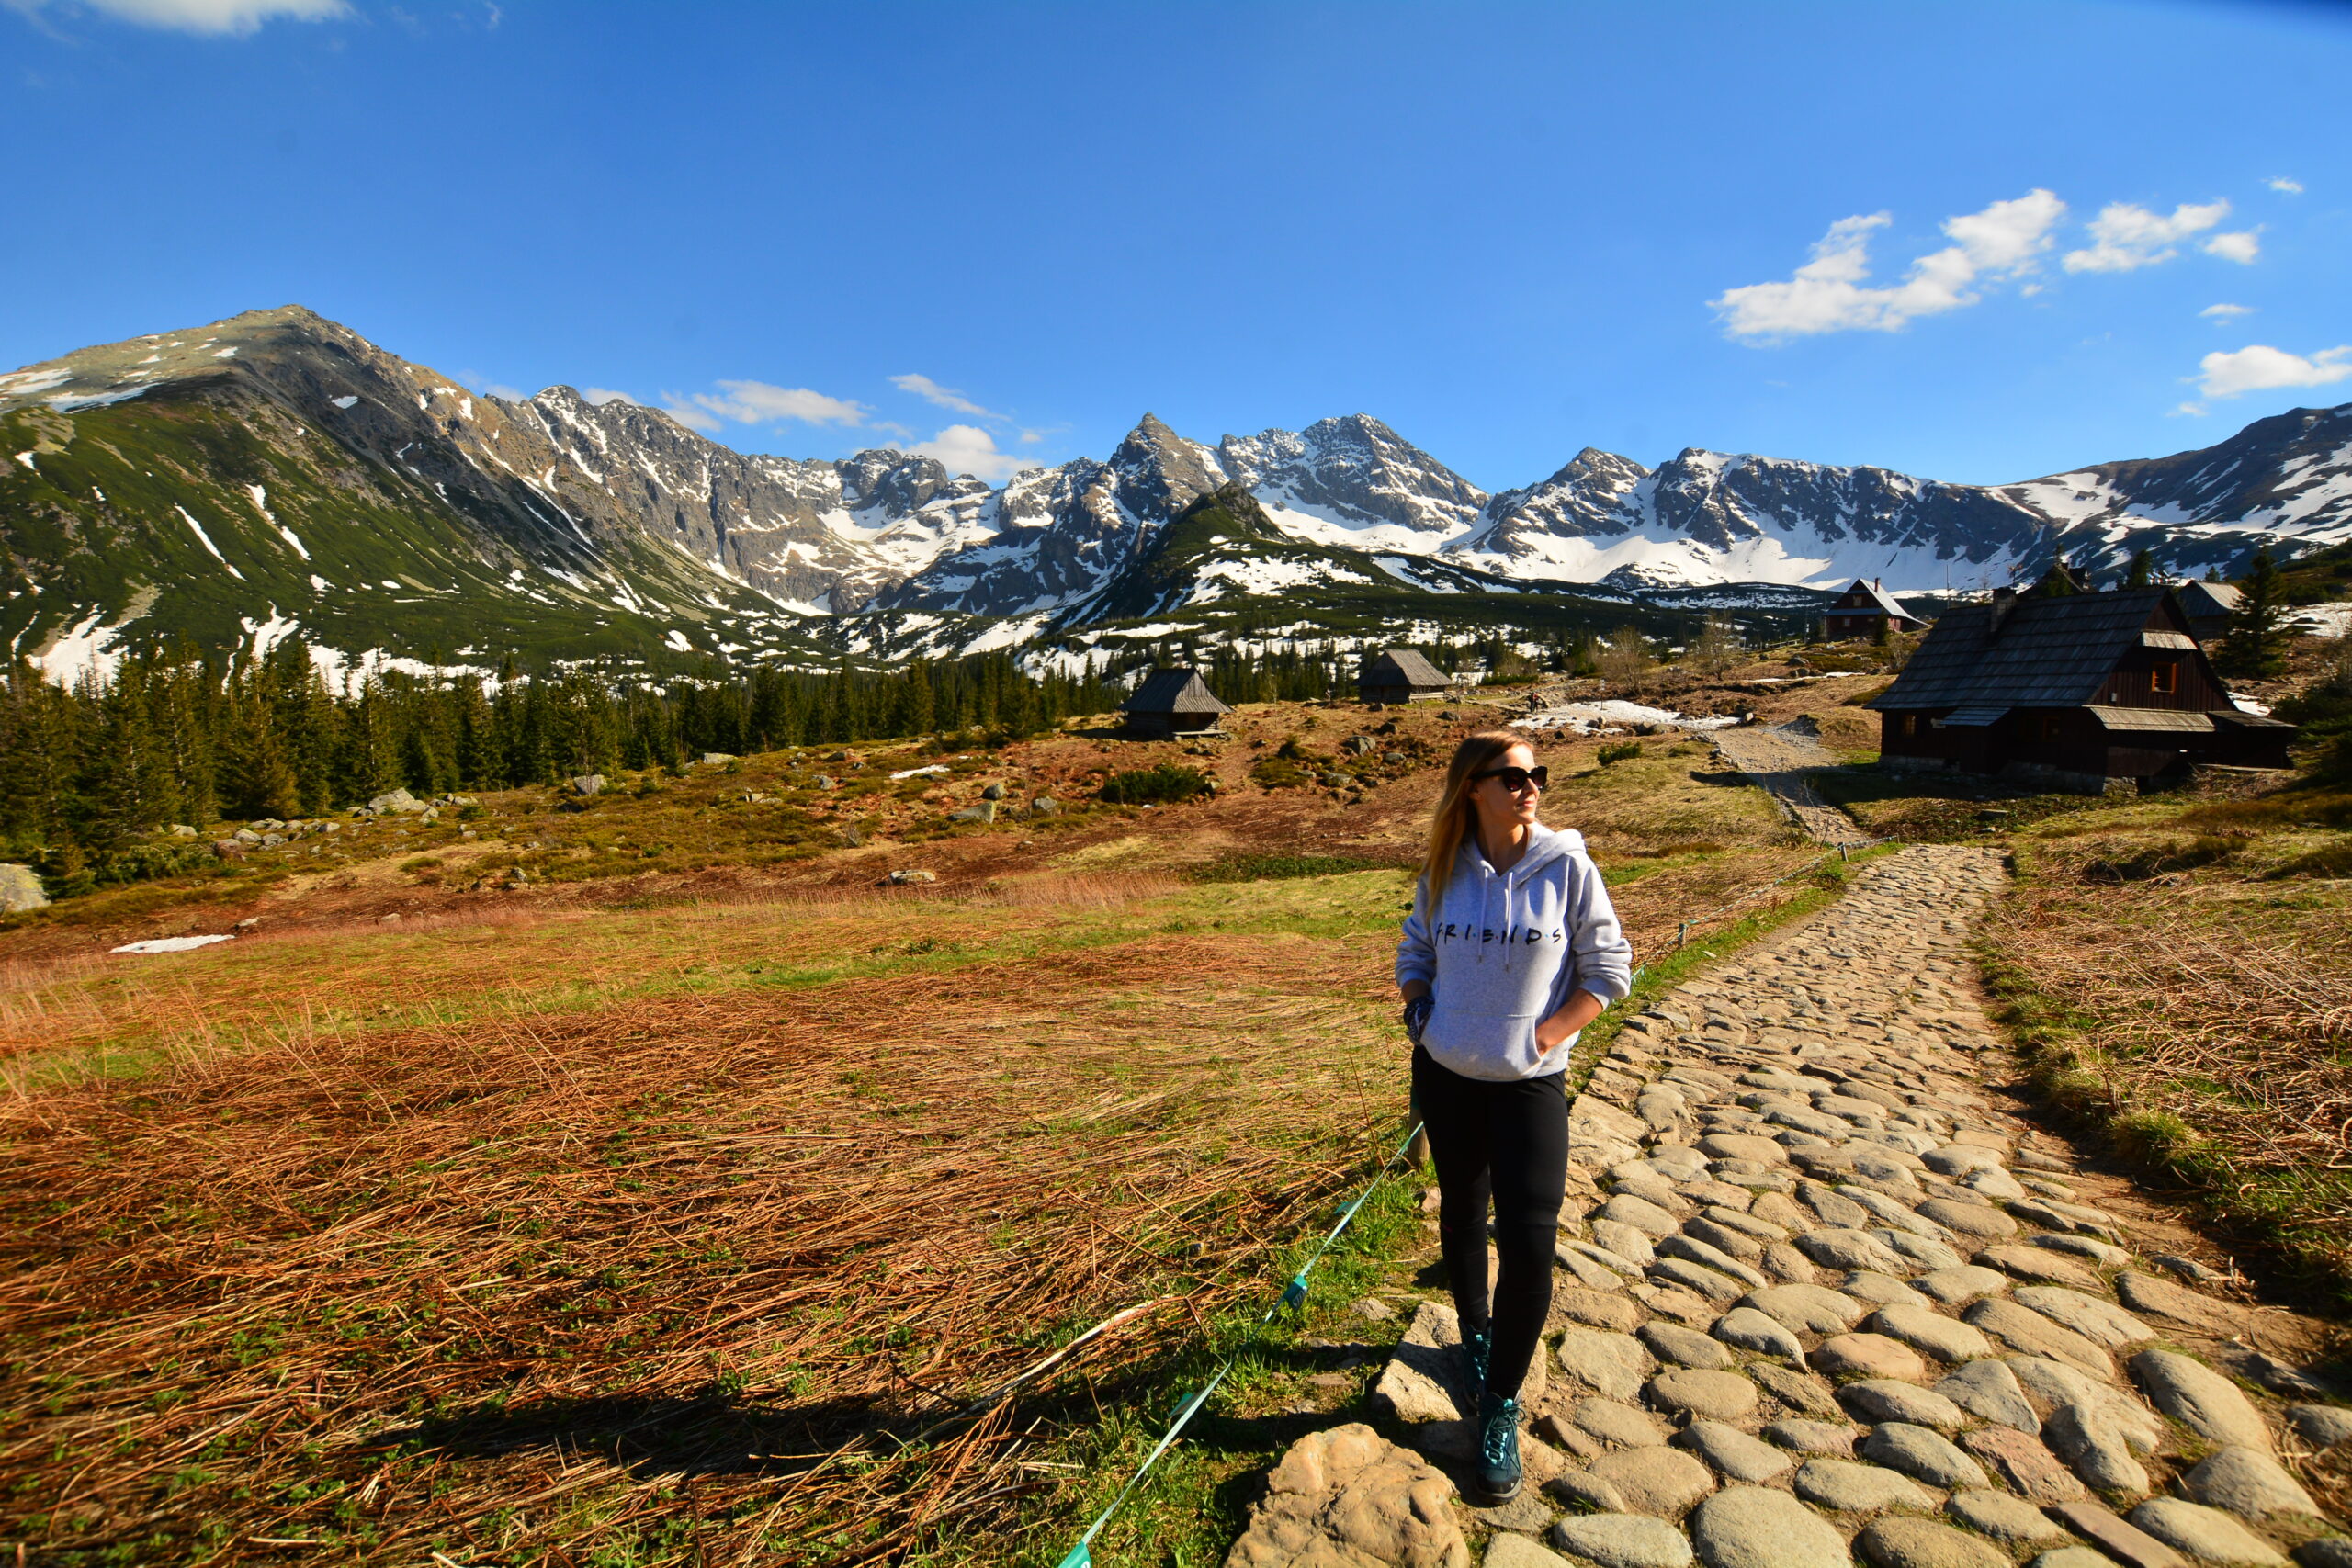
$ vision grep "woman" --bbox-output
[1396,730,1633,1501]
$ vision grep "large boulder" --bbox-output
[0,863,49,913]
[1223,1423,1466,1568]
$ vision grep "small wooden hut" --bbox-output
[1823,579,1924,641]
[2173,580,2243,646]
[1120,667,1232,740]
[1357,649,1450,705]
[1865,583,2294,794]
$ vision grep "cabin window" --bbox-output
[2037,713,2064,742]
[1899,715,1918,737]
[2150,660,2177,694]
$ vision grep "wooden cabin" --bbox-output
[1119,667,1233,740]
[1866,585,2295,794]
[2173,580,2243,646]
[1823,579,1925,641]
[1358,649,1450,705]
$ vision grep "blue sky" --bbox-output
[5,0,2346,491]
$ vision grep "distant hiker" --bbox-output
[1396,729,1633,1501]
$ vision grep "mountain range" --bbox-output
[3,305,2347,683]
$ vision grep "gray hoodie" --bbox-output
[1395,823,1634,1082]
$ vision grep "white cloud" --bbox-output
[889,373,1001,420]
[2203,228,2261,265]
[482,382,526,401]
[2199,303,2255,321]
[676,379,870,428]
[1713,189,2065,340]
[582,387,639,406]
[911,424,1031,481]
[2268,176,2304,195]
[7,0,346,32]
[659,402,724,434]
[2193,343,2352,400]
[2062,199,2230,273]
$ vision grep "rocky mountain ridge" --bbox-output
[4,305,2347,681]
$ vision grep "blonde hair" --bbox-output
[1420,729,1527,906]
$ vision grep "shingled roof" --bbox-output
[1121,667,1232,716]
[1360,649,1450,688]
[1865,588,2178,712]
[1840,579,1922,623]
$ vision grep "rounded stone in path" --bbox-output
[1558,1328,1655,1402]
[1922,1144,2004,1177]
[2015,1286,2154,1350]
[1713,1307,1804,1362]
[1911,1266,2009,1306]
[2131,1349,2277,1453]
[1643,1320,1736,1370]
[1600,1194,1686,1239]
[2027,1552,2119,1568]
[1973,1245,2103,1291]
[1741,1283,1868,1336]
[1868,1304,1995,1365]
[2041,1402,2150,1495]
[1646,1368,1759,1422]
[1764,1418,1860,1456]
[1546,1512,1696,1568]
[1557,1288,1645,1332]
[1916,1198,2017,1240]
[2182,1445,2324,1521]
[1962,1298,2113,1379]
[1837,1379,1970,1431]
[1957,1425,2083,1503]
[1798,1228,1910,1273]
[1858,1422,1988,1490]
[1223,1422,1469,1568]
[1687,1485,1855,1568]
[1577,1397,1672,1449]
[1678,1420,1794,1483]
[1594,1219,1660,1266]
[1839,1271,1931,1311]
[1698,1133,1790,1167]
[1484,1534,1575,1568]
[1853,1517,2009,1568]
[1945,1490,2073,1544]
[1749,1360,1842,1417]
[2295,1541,2352,1567]
[1814,1333,1930,1382]
[2290,1404,2352,1449]
[1934,1359,2039,1433]
[2127,1497,2289,1565]
[1587,1444,1718,1517]
[1792,1457,1942,1512]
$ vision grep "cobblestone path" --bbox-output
[1712,725,1870,844]
[1227,846,2349,1568]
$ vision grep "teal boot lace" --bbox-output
[1476,1389,1521,1501]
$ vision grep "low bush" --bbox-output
[1098,763,1212,806]
[1597,741,1644,767]
[1190,852,1402,883]
[2077,834,2239,883]
[1249,756,1310,790]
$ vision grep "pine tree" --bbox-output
[2125,549,2155,590]
[2218,546,2290,679]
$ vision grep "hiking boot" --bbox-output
[1460,1325,1490,1393]
[1476,1389,1521,1501]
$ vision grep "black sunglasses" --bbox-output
[1471,764,1547,793]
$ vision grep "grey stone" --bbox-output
[1565,1238,1645,1280]
[1546,1514,1696,1568]
[2007,1356,2163,1453]
[1874,1231,1967,1273]
[1712,1307,1804,1362]
[1765,1418,1861,1455]
[1761,1242,1820,1283]
[1916,1198,2016,1240]
[1576,1397,1672,1449]
[1945,1490,2073,1543]
[2030,1553,2129,1568]
[1976,1245,2103,1290]
[1739,1284,1867,1336]
[1687,1485,1856,1568]
[1814,1333,1930,1382]
[948,801,996,823]
[1799,1229,1910,1273]
[0,863,50,912]
[1658,1235,1770,1290]
[1839,1272,1930,1311]
[2111,1269,2231,1332]
[1600,1194,1684,1238]
[1558,1329,1656,1403]
[2042,1402,2150,1495]
[1859,1423,1988,1490]
[1837,1380,1969,1430]
[1648,1258,1749,1303]
[1224,1422,1470,1568]
[1678,1420,1794,1483]
[2294,1542,2352,1567]
[2014,1286,2154,1349]
[1646,1369,1759,1423]
[1964,1298,2113,1379]
[1792,1457,1941,1512]
[2180,1446,2323,1521]
[1373,1301,1476,1424]
[1852,1517,2010,1568]
[1868,1304,1994,1365]
[1485,1529,1570,1567]
[2045,1500,2194,1568]
[1911,1267,2009,1306]
[1027,795,1060,816]
[1643,1321,1734,1370]
[1587,1445,1717,1518]
[1546,1468,1630,1514]
[1933,1359,2038,1433]
[2127,1498,2289,1565]
[2034,1233,2132,1268]
[2289,1404,2352,1449]
[2131,1350,2275,1453]
[1592,1219,1659,1267]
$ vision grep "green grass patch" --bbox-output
[1189,852,1408,884]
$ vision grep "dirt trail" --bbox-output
[1713,722,1870,844]
[1235,845,2350,1565]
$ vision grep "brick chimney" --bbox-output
[1988,586,2018,637]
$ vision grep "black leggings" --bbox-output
[1411,1045,1568,1402]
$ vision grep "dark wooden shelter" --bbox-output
[1823,579,1925,641]
[1865,584,2295,794]
[1358,649,1450,705]
[2173,580,2243,646]
[1119,667,1232,740]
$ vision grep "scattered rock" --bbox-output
[1575,1397,1671,1449]
[1223,1423,1468,1568]
[1028,795,1060,816]
[1686,1484,1855,1568]
[1587,1445,1717,1518]
[979,782,1007,800]
[2180,1446,2323,1521]
[1645,1369,1758,1423]
[1557,1328,1656,1403]
[2289,1404,2352,1450]
[2125,1498,2289,1566]
[565,775,605,797]
[1677,1421,1793,1483]
[2131,1349,2276,1453]
[1375,1302,1476,1424]
[887,869,937,886]
[0,863,49,912]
